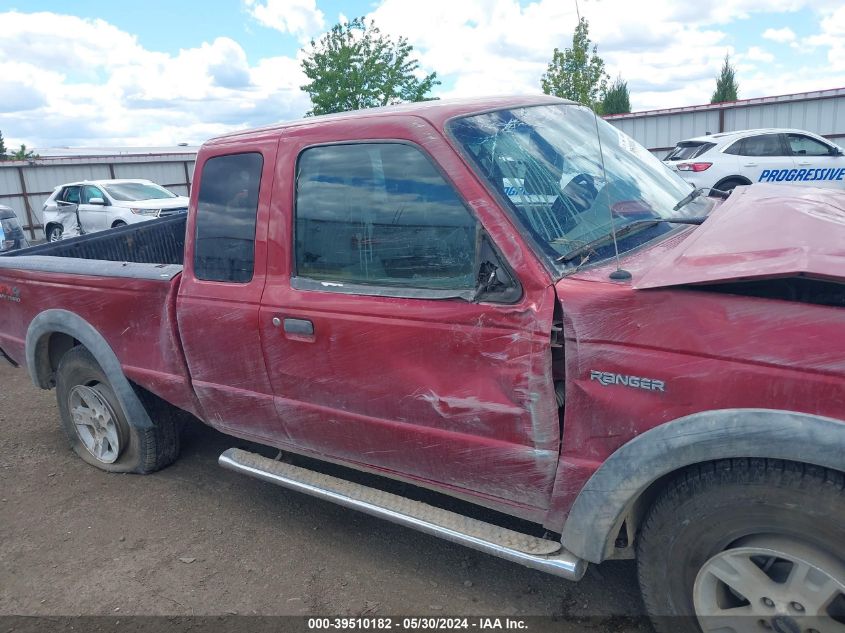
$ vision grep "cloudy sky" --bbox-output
[1,0,844,149]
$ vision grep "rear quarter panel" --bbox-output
[0,266,199,416]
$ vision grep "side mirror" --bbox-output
[472,235,522,304]
[88,197,106,205]
[474,262,499,298]
[831,147,844,157]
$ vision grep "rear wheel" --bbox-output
[56,346,180,473]
[715,178,746,193]
[46,225,63,242]
[637,459,845,633]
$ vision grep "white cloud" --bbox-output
[0,11,148,74]
[804,5,845,70]
[244,0,325,41]
[0,11,310,148]
[762,27,797,42]
[364,0,841,111]
[3,1,845,147]
[743,46,776,62]
[366,0,735,109]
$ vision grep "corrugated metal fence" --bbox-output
[0,153,195,240]
[605,87,845,158]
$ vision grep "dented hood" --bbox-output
[635,184,845,289]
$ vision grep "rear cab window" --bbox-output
[193,152,263,283]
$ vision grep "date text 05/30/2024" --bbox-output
[307,617,528,630]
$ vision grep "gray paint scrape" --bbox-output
[561,408,845,563]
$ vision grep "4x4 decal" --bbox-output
[0,283,20,303]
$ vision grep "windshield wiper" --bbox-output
[556,216,706,265]
[673,186,729,211]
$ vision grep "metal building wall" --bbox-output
[605,87,845,158]
[0,153,195,240]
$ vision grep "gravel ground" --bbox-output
[0,362,650,631]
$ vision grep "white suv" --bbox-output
[42,179,189,242]
[663,128,845,192]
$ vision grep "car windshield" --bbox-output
[103,182,177,201]
[449,104,713,272]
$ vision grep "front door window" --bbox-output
[295,143,479,292]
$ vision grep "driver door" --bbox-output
[258,121,561,518]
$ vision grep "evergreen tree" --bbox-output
[711,53,739,103]
[601,76,631,114]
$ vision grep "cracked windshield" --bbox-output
[450,104,714,270]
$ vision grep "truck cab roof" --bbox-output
[206,95,575,145]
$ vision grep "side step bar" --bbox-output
[219,448,586,581]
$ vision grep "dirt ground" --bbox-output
[0,362,649,631]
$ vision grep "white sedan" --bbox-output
[663,128,845,192]
[42,179,189,242]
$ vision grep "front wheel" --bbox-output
[112,220,127,229]
[47,225,63,242]
[637,459,845,633]
[56,346,180,473]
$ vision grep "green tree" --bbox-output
[711,53,739,103]
[300,17,440,116]
[541,17,608,109]
[601,76,631,114]
[10,144,38,161]
[0,130,6,159]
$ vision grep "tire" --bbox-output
[112,220,127,228]
[637,459,845,633]
[47,225,63,242]
[714,179,746,193]
[55,346,180,474]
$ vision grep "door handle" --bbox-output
[743,162,758,167]
[798,161,811,166]
[283,318,314,336]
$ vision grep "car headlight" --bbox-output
[129,208,160,216]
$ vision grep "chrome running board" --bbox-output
[219,448,586,580]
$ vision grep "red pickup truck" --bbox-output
[1,96,843,632]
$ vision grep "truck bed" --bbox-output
[0,214,199,417]
[1,214,186,265]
